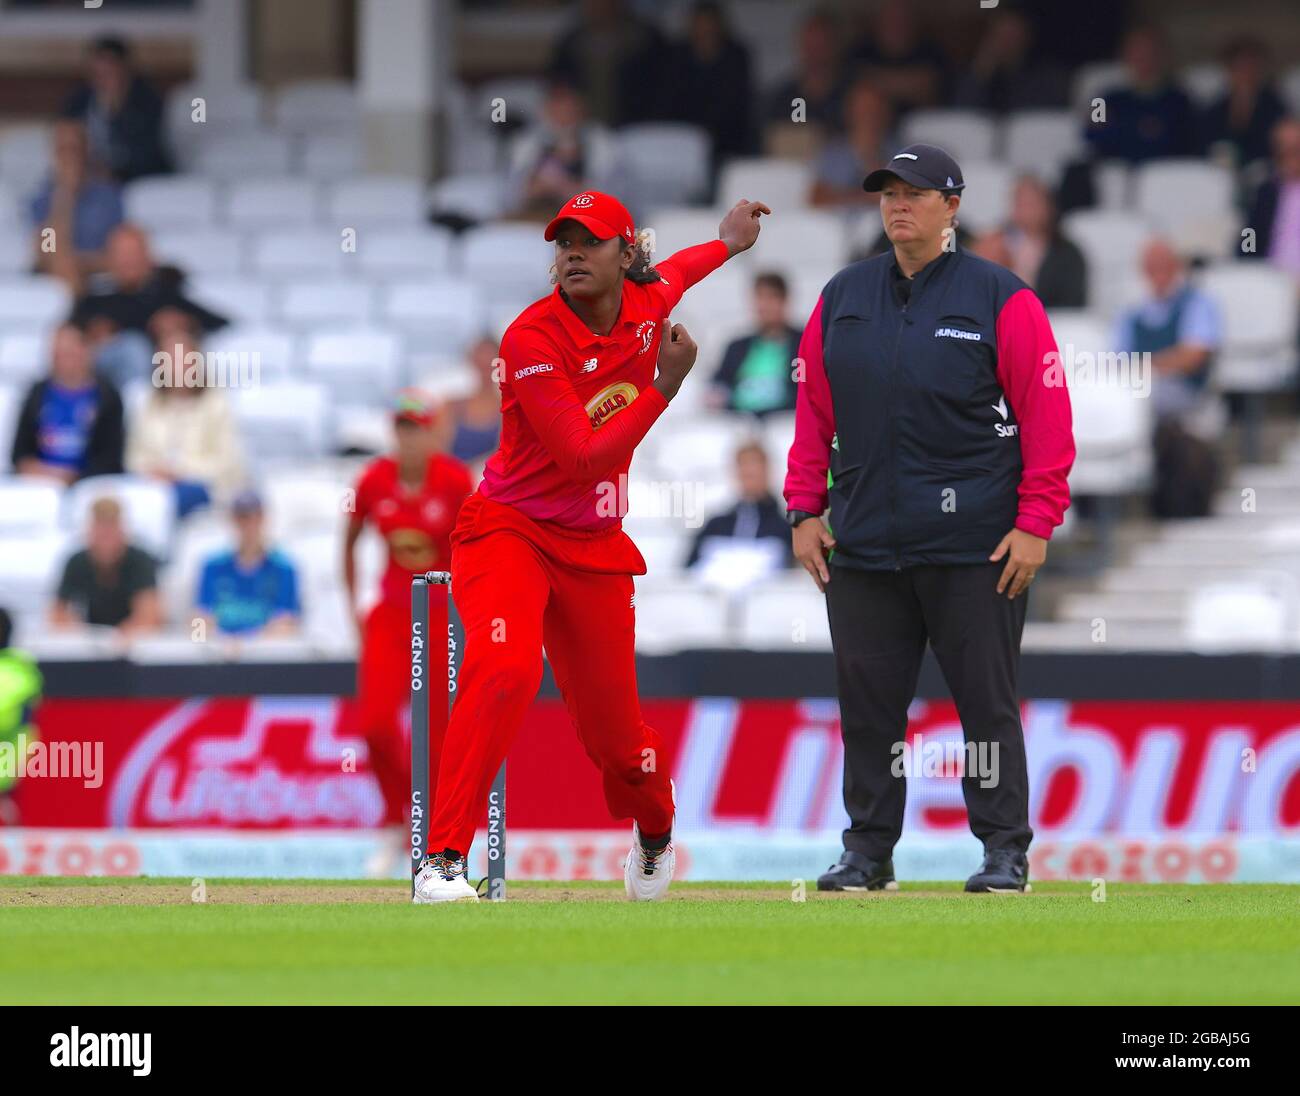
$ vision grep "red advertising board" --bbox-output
[8,696,1300,837]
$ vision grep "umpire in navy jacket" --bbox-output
[783,145,1075,893]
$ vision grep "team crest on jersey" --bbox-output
[635,320,657,355]
[585,381,639,428]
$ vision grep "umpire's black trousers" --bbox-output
[824,560,1032,859]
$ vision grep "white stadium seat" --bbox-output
[233,382,332,461]
[0,125,50,199]
[1071,61,1127,115]
[0,332,47,381]
[0,532,72,617]
[272,80,358,133]
[899,109,998,163]
[1048,309,1153,498]
[0,219,28,275]
[225,178,319,227]
[716,158,812,213]
[1133,160,1236,257]
[204,325,297,383]
[730,209,849,271]
[460,224,553,302]
[193,131,294,179]
[279,280,373,327]
[429,172,509,222]
[297,133,363,179]
[304,329,403,402]
[327,176,426,226]
[632,582,730,652]
[1185,577,1298,651]
[1060,209,1153,319]
[1198,264,1300,394]
[472,78,548,127]
[1180,63,1227,106]
[124,175,220,229]
[151,228,246,275]
[1003,110,1083,184]
[736,577,832,650]
[66,474,178,561]
[252,229,347,277]
[952,160,1014,232]
[642,208,725,261]
[616,123,712,208]
[0,476,63,536]
[0,276,73,331]
[185,275,271,325]
[382,278,485,354]
[356,227,454,276]
[165,82,264,156]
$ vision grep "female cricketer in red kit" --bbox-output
[414,190,768,902]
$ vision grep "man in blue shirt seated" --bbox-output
[29,119,124,287]
[11,323,124,484]
[1113,238,1224,518]
[195,489,301,638]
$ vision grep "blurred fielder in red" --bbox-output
[346,390,473,874]
[415,191,768,902]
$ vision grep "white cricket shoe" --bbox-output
[624,822,675,901]
[413,852,479,904]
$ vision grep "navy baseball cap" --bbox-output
[863,144,965,193]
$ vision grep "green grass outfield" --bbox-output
[2,877,1298,1005]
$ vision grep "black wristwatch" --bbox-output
[786,509,819,528]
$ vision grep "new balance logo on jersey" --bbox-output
[581,358,598,372]
[993,395,1019,437]
[935,327,981,341]
[514,362,554,380]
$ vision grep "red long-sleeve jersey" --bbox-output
[480,239,730,529]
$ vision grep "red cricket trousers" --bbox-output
[427,491,675,857]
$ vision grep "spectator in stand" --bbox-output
[1113,239,1223,518]
[707,272,801,418]
[50,496,161,635]
[686,442,793,585]
[1242,117,1300,282]
[848,0,943,116]
[28,119,123,292]
[547,0,666,127]
[195,490,301,640]
[448,336,503,465]
[763,8,848,141]
[11,323,123,484]
[1084,23,1196,164]
[125,319,244,519]
[505,79,621,221]
[970,176,1087,309]
[72,224,227,391]
[663,2,756,171]
[809,78,896,213]
[1199,37,1288,171]
[952,8,1069,113]
[60,36,171,183]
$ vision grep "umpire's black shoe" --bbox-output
[817,850,897,892]
[964,848,1031,893]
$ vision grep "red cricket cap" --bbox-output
[543,191,635,245]
[393,387,439,426]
